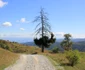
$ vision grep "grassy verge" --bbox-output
[42,52,85,70]
[0,48,19,70]
[43,53,65,70]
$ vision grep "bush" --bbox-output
[52,47,59,53]
[0,44,8,49]
[65,50,80,66]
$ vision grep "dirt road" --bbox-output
[5,55,56,70]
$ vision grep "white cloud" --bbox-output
[0,33,85,39]
[54,32,85,38]
[54,32,65,36]
[20,18,26,23]
[53,32,65,38]
[20,28,25,31]
[0,33,34,38]
[0,0,8,8]
[2,22,12,27]
[17,18,29,23]
[72,34,85,38]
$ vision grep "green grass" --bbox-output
[47,55,64,70]
[44,52,85,70]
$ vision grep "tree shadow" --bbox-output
[31,52,38,55]
[60,63,71,66]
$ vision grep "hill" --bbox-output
[72,41,85,52]
[0,39,48,54]
[49,41,85,52]
[0,39,48,70]
[0,39,85,70]
[0,48,19,70]
[2,38,85,43]
[23,41,85,52]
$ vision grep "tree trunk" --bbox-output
[41,9,44,53]
[42,45,44,52]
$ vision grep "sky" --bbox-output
[0,0,85,41]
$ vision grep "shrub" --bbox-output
[65,50,80,66]
[52,47,59,53]
[0,44,8,49]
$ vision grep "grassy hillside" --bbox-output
[44,52,85,70]
[0,48,19,70]
[1,39,85,70]
[0,39,47,70]
[0,40,48,54]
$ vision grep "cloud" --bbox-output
[20,18,26,23]
[17,18,29,23]
[0,0,8,8]
[54,32,85,38]
[53,32,65,38]
[55,32,65,36]
[2,22,12,27]
[0,33,85,39]
[72,34,85,38]
[20,28,25,31]
[0,33,34,38]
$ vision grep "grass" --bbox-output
[43,52,85,70]
[0,48,19,70]
[0,40,44,54]
[0,40,85,70]
[0,40,48,70]
[47,55,64,70]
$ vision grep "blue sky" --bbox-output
[0,0,85,40]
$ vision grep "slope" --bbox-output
[0,39,47,54]
[0,48,19,70]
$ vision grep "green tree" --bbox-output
[60,34,72,51]
[34,8,56,52]
[52,47,59,53]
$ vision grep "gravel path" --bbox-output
[5,55,56,70]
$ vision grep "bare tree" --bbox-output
[34,8,56,52]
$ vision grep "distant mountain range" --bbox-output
[1,38,85,51]
[23,39,85,52]
[1,38,85,43]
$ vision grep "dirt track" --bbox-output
[5,55,55,70]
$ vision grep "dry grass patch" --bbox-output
[0,48,19,70]
[0,40,43,54]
